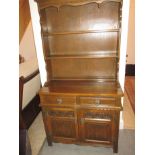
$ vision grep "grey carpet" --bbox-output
[39,129,135,155]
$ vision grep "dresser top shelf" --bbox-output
[40,80,123,97]
[35,0,122,9]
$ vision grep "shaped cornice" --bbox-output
[35,0,122,10]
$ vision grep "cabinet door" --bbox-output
[78,109,114,145]
[44,108,78,143]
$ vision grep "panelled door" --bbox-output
[45,107,78,143]
[78,108,114,145]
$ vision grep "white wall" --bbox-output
[118,0,130,129]
[29,0,47,85]
[19,21,37,61]
[126,0,135,64]
[119,0,130,90]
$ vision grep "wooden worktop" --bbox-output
[40,80,123,97]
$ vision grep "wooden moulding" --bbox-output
[42,29,120,36]
[39,80,124,97]
[35,0,122,10]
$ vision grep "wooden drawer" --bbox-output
[40,95,76,106]
[79,97,116,107]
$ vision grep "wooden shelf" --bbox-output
[48,77,117,82]
[43,29,119,36]
[42,80,123,96]
[45,53,118,59]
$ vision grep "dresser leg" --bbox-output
[113,142,118,153]
[47,136,52,146]
[47,141,52,146]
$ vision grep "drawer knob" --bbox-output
[56,98,62,104]
[95,99,100,105]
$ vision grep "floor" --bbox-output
[28,113,46,155]
[125,76,135,113]
[28,80,135,155]
[39,129,135,155]
[123,91,135,129]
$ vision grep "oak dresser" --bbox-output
[34,0,124,153]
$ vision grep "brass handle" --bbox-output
[56,98,62,104]
[95,99,100,105]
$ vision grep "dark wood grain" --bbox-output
[40,80,123,97]
[44,2,120,33]
[48,58,117,80]
[46,32,118,56]
[39,80,123,153]
[35,0,122,10]
[38,1,121,81]
[35,0,123,153]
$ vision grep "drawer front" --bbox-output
[40,95,76,106]
[79,97,116,106]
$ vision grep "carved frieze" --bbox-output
[84,112,112,120]
[48,111,74,117]
[35,0,122,10]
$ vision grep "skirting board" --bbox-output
[125,64,135,76]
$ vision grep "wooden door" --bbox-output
[78,109,114,145]
[43,107,78,143]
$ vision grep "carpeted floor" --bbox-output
[28,113,46,155]
[39,129,135,155]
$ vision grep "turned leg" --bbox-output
[113,141,118,153]
[42,110,53,146]
[113,112,120,153]
[47,135,53,146]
